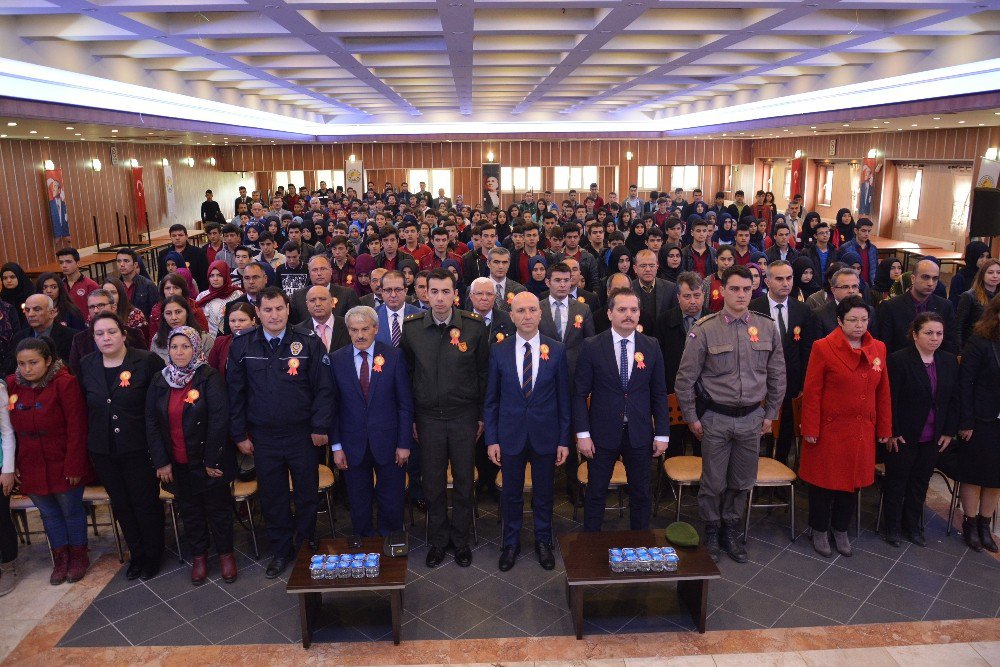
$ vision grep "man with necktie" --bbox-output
[375,271,421,348]
[328,306,413,537]
[293,285,350,354]
[573,288,670,531]
[485,292,570,571]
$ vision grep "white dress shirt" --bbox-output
[549,296,568,338]
[386,305,407,336]
[514,332,540,389]
[767,294,788,335]
[332,342,377,453]
[576,329,668,443]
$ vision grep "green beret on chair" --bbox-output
[666,521,700,547]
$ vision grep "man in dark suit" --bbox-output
[461,224,495,282]
[561,256,601,315]
[290,255,359,323]
[485,292,571,571]
[6,294,78,374]
[481,247,525,313]
[656,271,707,457]
[877,259,959,355]
[631,249,677,338]
[358,268,387,310]
[375,271,423,348]
[328,306,414,537]
[293,285,351,353]
[234,186,251,214]
[816,267,877,337]
[751,260,818,465]
[574,288,670,531]
[156,224,209,288]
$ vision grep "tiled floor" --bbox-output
[55,471,1000,649]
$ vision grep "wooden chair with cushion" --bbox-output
[743,403,798,543]
[231,478,260,558]
[159,486,184,563]
[574,459,628,521]
[656,393,703,520]
[288,464,337,538]
[82,485,125,563]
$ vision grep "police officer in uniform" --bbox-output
[402,268,490,568]
[675,265,786,564]
[227,286,333,578]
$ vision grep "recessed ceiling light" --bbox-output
[810,126,816,129]
[28,130,36,134]
[65,126,74,130]
[979,123,986,126]
[241,138,246,141]
[42,136,48,139]
[147,132,153,135]
[932,117,941,120]
[74,133,81,136]
[111,129,118,133]
[911,124,917,127]
[958,120,966,124]
[897,128,903,131]
[80,137,85,140]
[883,121,890,124]
[6,122,15,127]
[842,124,850,127]
[739,132,745,135]
[934,126,940,129]
[0,135,6,138]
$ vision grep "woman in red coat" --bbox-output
[6,337,92,585]
[205,303,257,375]
[800,295,892,559]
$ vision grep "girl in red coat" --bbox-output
[6,337,91,585]
[800,295,892,559]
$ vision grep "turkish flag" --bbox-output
[132,166,147,234]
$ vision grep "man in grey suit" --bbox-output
[538,261,596,502]
[468,277,516,344]
[359,268,387,310]
[631,249,677,339]
[482,247,525,313]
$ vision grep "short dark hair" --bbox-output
[258,232,274,243]
[676,271,704,292]
[735,190,745,197]
[204,222,221,234]
[234,245,251,257]
[426,267,456,289]
[56,247,80,261]
[909,311,945,340]
[330,234,348,248]
[221,223,241,236]
[856,218,874,229]
[169,224,188,235]
[281,241,302,254]
[547,261,572,280]
[258,286,290,306]
[88,311,126,342]
[431,226,449,239]
[379,225,399,240]
[721,265,752,286]
[116,248,138,261]
[606,287,638,311]
[835,294,871,322]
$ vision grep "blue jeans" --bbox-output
[28,487,88,549]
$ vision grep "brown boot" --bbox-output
[219,553,238,584]
[50,547,69,585]
[66,545,89,583]
[190,556,208,586]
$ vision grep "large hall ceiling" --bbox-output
[0,1,997,129]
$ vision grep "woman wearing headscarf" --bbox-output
[1,262,33,325]
[799,211,824,247]
[949,241,990,308]
[353,253,376,297]
[712,214,735,247]
[871,258,903,306]
[661,244,682,283]
[834,208,855,246]
[195,261,244,346]
[441,258,465,307]
[147,326,236,585]
[748,220,766,252]
[791,256,820,302]
[147,274,209,343]
[607,245,635,281]
[524,255,549,297]
[625,216,650,255]
[397,257,419,298]
[79,312,165,580]
[747,263,767,300]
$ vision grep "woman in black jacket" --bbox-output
[79,312,166,580]
[146,326,236,585]
[885,313,959,547]
[957,295,1000,552]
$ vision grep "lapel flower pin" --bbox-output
[287,358,300,376]
[747,326,759,343]
[540,344,550,361]
[634,352,645,370]
[184,389,200,404]
[793,326,801,341]
[573,314,583,329]
[373,355,385,372]
[119,371,132,388]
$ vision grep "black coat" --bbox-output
[68,326,147,378]
[79,348,165,455]
[750,296,817,399]
[655,306,705,394]
[293,316,351,352]
[157,244,209,291]
[876,293,958,356]
[887,346,959,445]
[146,364,234,486]
[483,307,515,344]
[6,324,79,376]
[958,335,1000,429]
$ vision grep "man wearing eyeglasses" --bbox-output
[816,268,877,337]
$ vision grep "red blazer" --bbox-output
[799,328,892,492]
[6,367,92,495]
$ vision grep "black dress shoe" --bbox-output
[454,546,473,567]
[412,499,428,513]
[425,545,446,568]
[535,542,555,570]
[265,556,289,579]
[125,559,144,581]
[905,530,926,547]
[139,559,161,581]
[884,531,902,547]
[498,546,519,572]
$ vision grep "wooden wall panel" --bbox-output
[0,137,247,269]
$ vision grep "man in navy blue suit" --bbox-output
[329,305,414,536]
[374,271,422,348]
[573,287,670,532]
[485,292,571,572]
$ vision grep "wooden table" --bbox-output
[908,247,964,268]
[25,251,120,281]
[871,235,921,259]
[286,537,406,648]
[558,530,721,638]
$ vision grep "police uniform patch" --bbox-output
[322,354,331,366]
[290,341,303,356]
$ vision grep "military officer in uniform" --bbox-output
[675,265,786,564]
[227,286,334,578]
[402,268,490,568]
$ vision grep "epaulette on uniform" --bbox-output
[694,313,718,327]
[403,312,424,323]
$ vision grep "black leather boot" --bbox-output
[704,523,721,563]
[978,515,998,553]
[963,516,983,552]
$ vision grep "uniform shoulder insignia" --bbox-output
[403,313,423,322]
[694,313,718,326]
[467,311,483,320]
[753,311,774,321]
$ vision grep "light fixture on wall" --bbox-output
[486,150,495,162]
[986,147,999,161]
[43,159,54,170]
[348,154,356,162]
[162,158,169,167]
[91,158,102,172]
[130,158,139,168]
[625,151,634,161]
[867,148,878,159]
[208,157,216,167]
[793,150,803,159]
[182,157,194,167]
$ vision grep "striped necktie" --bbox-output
[522,342,533,398]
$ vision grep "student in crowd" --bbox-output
[147,273,209,342]
[703,246,736,313]
[0,373,14,596]
[103,277,148,334]
[956,296,1000,553]
[7,337,91,585]
[877,259,958,356]
[149,296,210,363]
[840,218,878,285]
[80,312,166,580]
[1,262,33,323]
[157,224,209,290]
[885,313,959,547]
[206,303,256,376]
[147,326,236,585]
[870,258,903,306]
[949,241,991,308]
[195,261,244,347]
[56,248,99,315]
[955,258,1000,348]
[790,257,819,303]
[35,272,85,331]
[114,249,158,318]
[800,296,891,558]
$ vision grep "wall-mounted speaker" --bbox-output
[970,188,1000,237]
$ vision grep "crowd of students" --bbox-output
[0,177,995,595]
